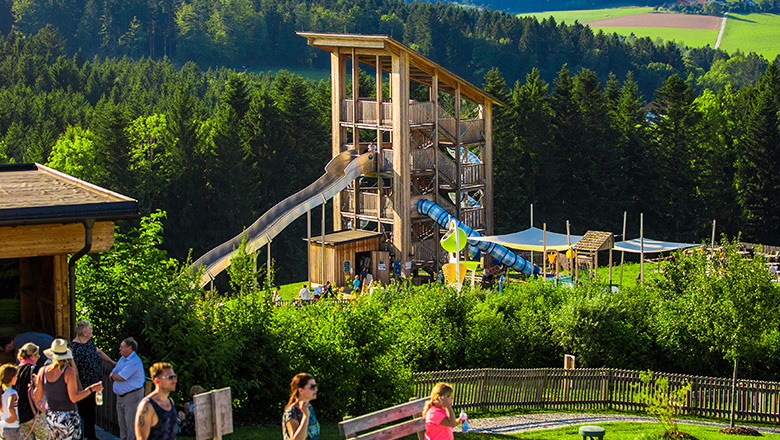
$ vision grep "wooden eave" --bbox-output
[304,229,382,247]
[572,231,614,252]
[0,163,140,226]
[298,32,504,106]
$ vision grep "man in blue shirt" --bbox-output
[111,337,145,440]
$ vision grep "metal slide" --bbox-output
[416,199,540,276]
[190,150,377,286]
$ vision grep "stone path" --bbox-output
[465,413,780,435]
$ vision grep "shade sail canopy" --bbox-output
[613,238,704,254]
[468,227,583,251]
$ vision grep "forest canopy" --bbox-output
[2,1,780,282]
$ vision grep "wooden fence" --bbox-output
[411,368,780,422]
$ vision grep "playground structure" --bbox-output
[301,32,497,280]
[190,32,533,287]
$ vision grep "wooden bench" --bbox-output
[339,398,428,440]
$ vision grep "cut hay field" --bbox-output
[521,7,780,60]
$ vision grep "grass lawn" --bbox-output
[519,6,780,59]
[587,26,718,48]
[719,12,780,61]
[189,417,780,440]
[519,7,654,24]
[508,421,780,440]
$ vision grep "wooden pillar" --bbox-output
[53,254,69,338]
[454,84,462,221]
[332,52,347,229]
[432,72,440,270]
[376,55,384,227]
[351,49,360,229]
[391,50,410,265]
[483,102,494,236]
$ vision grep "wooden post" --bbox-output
[352,48,360,229]
[332,52,347,228]
[391,50,410,264]
[322,196,326,286]
[376,55,384,227]
[454,84,461,222]
[543,223,547,278]
[433,71,440,271]
[640,213,645,284]
[483,101,494,237]
[194,388,233,440]
[307,210,312,288]
[619,211,626,287]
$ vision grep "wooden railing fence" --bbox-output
[412,368,780,422]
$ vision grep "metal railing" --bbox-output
[411,368,780,422]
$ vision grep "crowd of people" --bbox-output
[0,322,183,440]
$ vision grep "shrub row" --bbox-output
[76,213,780,422]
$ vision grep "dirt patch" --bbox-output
[585,13,721,29]
[718,427,763,436]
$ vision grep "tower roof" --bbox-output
[297,32,504,106]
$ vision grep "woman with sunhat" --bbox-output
[33,339,104,440]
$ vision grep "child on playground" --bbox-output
[422,383,459,440]
[0,364,20,440]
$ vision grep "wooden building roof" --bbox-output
[304,229,382,246]
[572,231,614,252]
[297,32,503,106]
[0,163,139,226]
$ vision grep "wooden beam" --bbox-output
[310,37,386,49]
[332,52,347,228]
[0,221,115,259]
[391,50,410,265]
[483,102,494,236]
[53,254,69,338]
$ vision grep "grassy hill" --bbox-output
[519,6,653,24]
[521,7,780,60]
[719,12,780,60]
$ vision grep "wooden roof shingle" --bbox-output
[0,163,139,226]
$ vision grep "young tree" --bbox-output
[661,239,780,427]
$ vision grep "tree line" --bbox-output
[2,0,778,98]
[486,60,780,246]
[2,26,780,282]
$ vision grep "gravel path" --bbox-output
[466,413,780,435]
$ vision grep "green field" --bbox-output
[519,6,653,24]
[521,7,780,60]
[719,12,780,60]
[590,26,718,48]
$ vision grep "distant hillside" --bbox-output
[413,0,664,13]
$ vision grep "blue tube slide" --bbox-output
[416,199,540,276]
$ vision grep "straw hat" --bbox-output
[43,339,73,361]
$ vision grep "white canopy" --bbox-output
[613,238,704,254]
[468,227,583,252]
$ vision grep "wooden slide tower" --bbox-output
[299,32,499,276]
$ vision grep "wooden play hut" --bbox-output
[306,230,390,288]
[572,230,614,284]
[0,163,138,338]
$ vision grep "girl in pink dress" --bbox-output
[422,383,459,440]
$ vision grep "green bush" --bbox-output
[273,297,412,420]
[75,215,780,422]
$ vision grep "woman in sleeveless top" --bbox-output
[282,373,319,440]
[33,339,104,440]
